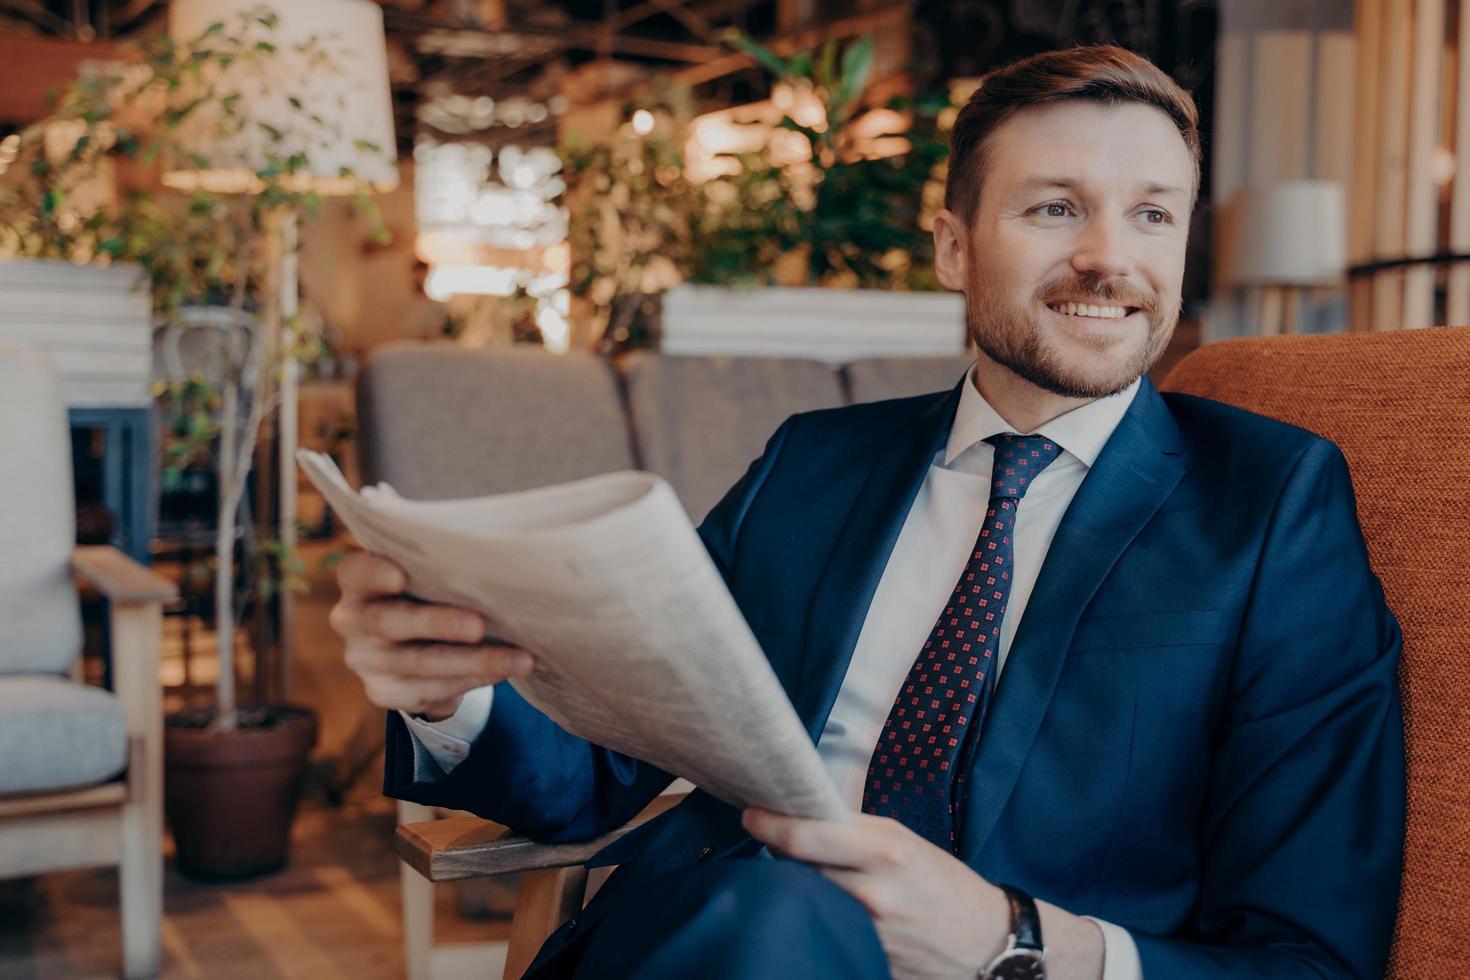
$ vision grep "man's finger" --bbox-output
[338,552,407,598]
[741,808,892,870]
[361,599,487,644]
[361,672,507,715]
[346,641,534,680]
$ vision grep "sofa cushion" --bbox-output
[0,676,127,795]
[844,355,974,404]
[621,353,845,523]
[0,346,82,676]
[357,344,636,500]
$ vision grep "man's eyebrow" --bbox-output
[1011,175,1190,200]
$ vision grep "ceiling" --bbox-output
[0,0,802,151]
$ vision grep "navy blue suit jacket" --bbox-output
[386,376,1405,979]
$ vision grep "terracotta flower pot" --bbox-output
[164,705,317,879]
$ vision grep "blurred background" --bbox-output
[0,0,1465,977]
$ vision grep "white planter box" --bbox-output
[0,259,153,408]
[661,285,967,363]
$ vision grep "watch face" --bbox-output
[989,950,1046,980]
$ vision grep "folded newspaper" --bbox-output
[298,450,848,822]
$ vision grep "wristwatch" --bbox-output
[981,885,1046,979]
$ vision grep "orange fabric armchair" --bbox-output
[1161,325,1470,979]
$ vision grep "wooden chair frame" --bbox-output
[396,794,681,980]
[0,546,176,978]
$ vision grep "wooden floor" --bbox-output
[0,777,513,979]
[0,535,513,980]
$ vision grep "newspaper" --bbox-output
[298,450,847,822]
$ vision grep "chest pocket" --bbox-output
[1069,609,1225,653]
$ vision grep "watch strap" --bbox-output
[1000,885,1043,952]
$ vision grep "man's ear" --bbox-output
[932,209,968,292]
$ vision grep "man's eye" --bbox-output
[1141,209,1170,224]
[1038,202,1071,218]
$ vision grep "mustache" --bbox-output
[1037,276,1157,312]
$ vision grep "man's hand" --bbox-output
[329,552,535,721]
[742,808,1009,980]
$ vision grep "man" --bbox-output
[331,46,1404,979]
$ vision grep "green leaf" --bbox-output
[288,96,302,109]
[834,37,874,116]
[727,31,791,79]
[352,138,380,154]
[815,39,837,89]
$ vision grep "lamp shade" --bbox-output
[164,0,397,195]
[1222,181,1346,287]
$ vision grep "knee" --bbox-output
[680,859,885,962]
[578,858,888,980]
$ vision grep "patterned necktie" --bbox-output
[861,433,1064,850]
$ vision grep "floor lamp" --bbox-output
[162,0,398,700]
[1225,181,1347,335]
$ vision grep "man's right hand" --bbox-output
[330,552,535,722]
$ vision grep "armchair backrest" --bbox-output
[0,346,82,675]
[356,343,636,500]
[844,355,975,404]
[620,353,844,523]
[1161,325,1470,980]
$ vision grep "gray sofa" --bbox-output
[356,344,974,522]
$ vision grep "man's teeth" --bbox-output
[1049,302,1128,319]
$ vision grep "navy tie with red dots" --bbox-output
[861,433,1064,850]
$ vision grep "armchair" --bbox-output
[0,346,176,978]
[393,327,1470,979]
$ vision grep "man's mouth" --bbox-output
[1045,301,1139,320]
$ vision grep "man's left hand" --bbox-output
[742,807,1010,980]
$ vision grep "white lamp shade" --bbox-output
[1223,181,1347,287]
[164,0,397,195]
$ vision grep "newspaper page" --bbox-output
[298,450,847,822]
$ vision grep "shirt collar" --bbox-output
[944,363,1142,469]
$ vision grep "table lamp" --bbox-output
[1221,181,1346,335]
[163,0,397,697]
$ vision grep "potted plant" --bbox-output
[560,32,967,360]
[0,2,392,877]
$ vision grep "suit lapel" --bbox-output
[957,378,1187,863]
[792,383,963,741]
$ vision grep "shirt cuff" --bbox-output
[398,684,496,776]
[1083,916,1142,980]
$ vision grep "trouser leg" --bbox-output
[570,857,890,980]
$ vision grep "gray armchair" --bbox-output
[0,346,175,978]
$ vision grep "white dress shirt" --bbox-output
[403,365,1144,979]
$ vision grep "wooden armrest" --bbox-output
[396,793,683,882]
[73,547,168,766]
[72,546,177,604]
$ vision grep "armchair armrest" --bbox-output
[72,546,177,604]
[395,793,682,883]
[396,794,685,979]
[71,546,174,791]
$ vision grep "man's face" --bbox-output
[940,100,1194,399]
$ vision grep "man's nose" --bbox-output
[1070,215,1135,279]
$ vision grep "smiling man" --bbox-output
[333,46,1404,980]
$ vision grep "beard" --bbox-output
[965,260,1178,399]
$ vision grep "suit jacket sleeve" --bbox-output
[382,418,796,843]
[1132,439,1406,979]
